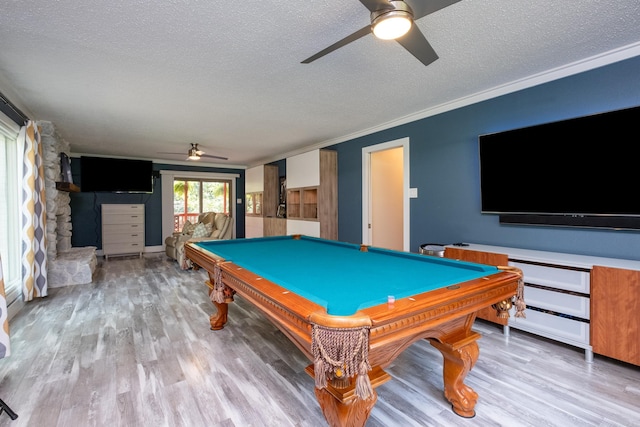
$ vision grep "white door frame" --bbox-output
[362,137,410,251]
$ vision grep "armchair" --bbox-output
[165,212,232,269]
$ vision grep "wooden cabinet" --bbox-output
[446,244,593,361]
[262,164,285,237]
[286,187,318,220]
[264,217,286,236]
[286,149,337,239]
[101,204,145,259]
[245,192,263,216]
[447,244,640,366]
[444,247,509,325]
[591,266,640,365]
[245,164,282,238]
[263,164,279,219]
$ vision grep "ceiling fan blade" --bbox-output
[303,1,458,67]
[358,0,396,13]
[406,0,462,20]
[395,25,438,66]
[302,25,372,64]
[200,154,228,160]
[158,152,187,155]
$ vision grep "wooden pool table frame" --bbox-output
[186,238,522,427]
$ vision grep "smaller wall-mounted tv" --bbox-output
[478,105,640,229]
[80,156,153,193]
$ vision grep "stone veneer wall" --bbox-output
[39,121,71,258]
[38,121,96,287]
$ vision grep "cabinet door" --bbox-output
[591,266,640,366]
[444,247,510,325]
[287,150,320,188]
[263,217,286,236]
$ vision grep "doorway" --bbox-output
[362,138,410,251]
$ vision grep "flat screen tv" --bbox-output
[479,105,640,228]
[80,156,153,193]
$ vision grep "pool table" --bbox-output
[185,235,523,427]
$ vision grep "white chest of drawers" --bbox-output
[506,259,592,360]
[101,204,145,259]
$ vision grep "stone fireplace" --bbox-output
[39,121,97,287]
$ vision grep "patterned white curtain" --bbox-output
[0,252,10,358]
[19,121,48,301]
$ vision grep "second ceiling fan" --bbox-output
[302,0,462,66]
[160,143,228,161]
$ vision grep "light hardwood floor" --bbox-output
[0,254,638,426]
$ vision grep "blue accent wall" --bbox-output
[330,55,640,260]
[68,55,640,261]
[69,162,245,249]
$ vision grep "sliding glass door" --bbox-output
[0,114,21,308]
[172,178,231,231]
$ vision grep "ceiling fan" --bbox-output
[159,143,228,161]
[301,0,461,66]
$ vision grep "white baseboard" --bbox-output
[96,245,165,257]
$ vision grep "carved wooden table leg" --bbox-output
[209,300,229,330]
[305,365,390,427]
[429,332,481,418]
[205,270,235,330]
[206,283,229,330]
[314,387,377,427]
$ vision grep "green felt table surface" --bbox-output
[195,236,497,316]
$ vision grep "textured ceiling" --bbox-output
[1,0,639,168]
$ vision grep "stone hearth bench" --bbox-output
[49,246,97,288]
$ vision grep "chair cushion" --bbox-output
[199,212,216,226]
[214,213,228,231]
[181,220,196,235]
[191,222,213,238]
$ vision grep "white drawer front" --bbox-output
[523,286,589,318]
[102,204,144,214]
[103,223,144,234]
[103,242,144,255]
[102,232,144,245]
[509,261,590,293]
[102,214,145,225]
[509,308,590,347]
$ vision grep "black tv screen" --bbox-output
[80,156,153,193]
[479,105,640,217]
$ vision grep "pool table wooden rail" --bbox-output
[186,241,523,427]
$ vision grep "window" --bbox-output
[172,178,231,231]
[0,112,21,307]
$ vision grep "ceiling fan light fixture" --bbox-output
[371,2,413,40]
[188,147,200,160]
